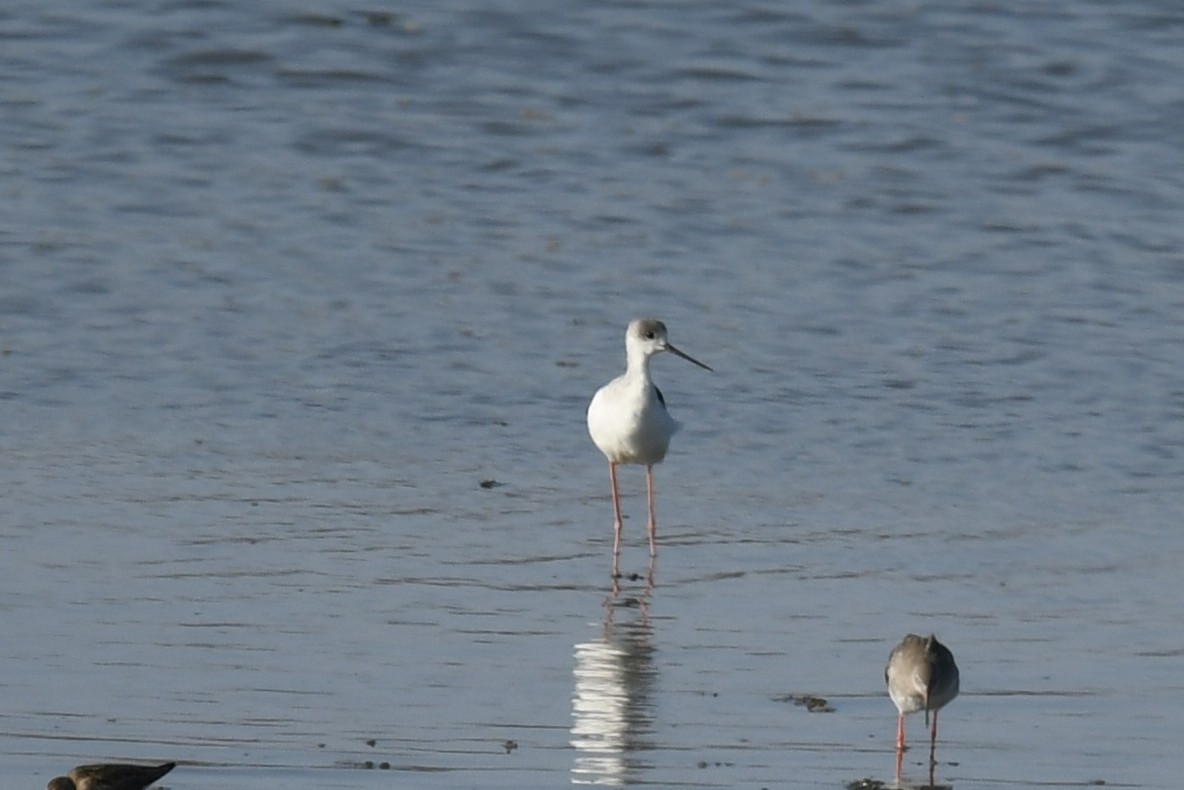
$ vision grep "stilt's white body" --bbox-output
[587,319,710,566]
[587,366,678,467]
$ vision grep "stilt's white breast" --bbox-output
[587,376,677,465]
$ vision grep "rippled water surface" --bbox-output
[3,1,1183,788]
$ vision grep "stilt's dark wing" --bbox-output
[653,385,666,407]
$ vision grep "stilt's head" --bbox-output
[625,319,712,371]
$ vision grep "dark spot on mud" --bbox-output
[364,12,394,26]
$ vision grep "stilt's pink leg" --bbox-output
[645,464,658,556]
[609,463,623,558]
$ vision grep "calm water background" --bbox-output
[2,1,1183,788]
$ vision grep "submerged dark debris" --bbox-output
[846,779,887,790]
[340,760,390,770]
[772,693,835,713]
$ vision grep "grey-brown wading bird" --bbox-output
[46,761,176,790]
[587,319,711,567]
[885,633,959,776]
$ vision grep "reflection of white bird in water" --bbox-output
[885,633,959,780]
[571,581,656,786]
[47,762,176,790]
[587,319,711,564]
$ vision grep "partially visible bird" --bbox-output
[587,319,711,563]
[885,633,959,765]
[46,761,176,790]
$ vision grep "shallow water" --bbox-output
[2,1,1184,788]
